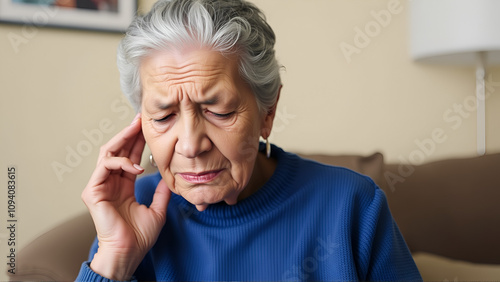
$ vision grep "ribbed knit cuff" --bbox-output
[75,261,138,282]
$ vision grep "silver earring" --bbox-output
[266,139,271,158]
[149,154,157,167]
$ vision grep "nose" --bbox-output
[175,112,212,158]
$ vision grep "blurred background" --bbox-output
[1,0,499,280]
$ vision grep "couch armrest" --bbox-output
[7,212,95,281]
[383,153,500,264]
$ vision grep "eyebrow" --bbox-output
[153,97,219,110]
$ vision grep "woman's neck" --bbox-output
[237,152,277,201]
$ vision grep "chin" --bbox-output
[183,185,241,208]
[181,186,227,203]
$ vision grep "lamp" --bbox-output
[409,0,500,155]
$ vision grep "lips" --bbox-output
[178,169,223,184]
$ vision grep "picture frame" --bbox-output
[0,0,136,33]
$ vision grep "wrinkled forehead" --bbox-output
[139,48,249,105]
[142,48,240,82]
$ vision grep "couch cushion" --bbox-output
[413,252,500,281]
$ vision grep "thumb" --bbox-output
[149,179,171,219]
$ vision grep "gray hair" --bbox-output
[117,0,282,114]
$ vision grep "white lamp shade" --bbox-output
[410,0,500,65]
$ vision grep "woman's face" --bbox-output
[140,48,273,211]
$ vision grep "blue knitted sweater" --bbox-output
[77,145,422,281]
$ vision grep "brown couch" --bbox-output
[7,152,500,281]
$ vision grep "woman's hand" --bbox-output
[81,113,171,280]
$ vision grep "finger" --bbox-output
[128,129,146,166]
[89,156,144,187]
[149,179,171,219]
[120,130,146,182]
[98,113,142,160]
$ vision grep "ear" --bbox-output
[260,85,282,139]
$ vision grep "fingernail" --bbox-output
[133,164,144,171]
[131,113,141,124]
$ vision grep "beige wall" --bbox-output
[1,0,499,278]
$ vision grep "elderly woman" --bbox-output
[77,0,421,281]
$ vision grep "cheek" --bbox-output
[142,122,175,171]
[216,127,260,174]
[227,136,259,164]
[148,135,178,193]
[228,115,262,163]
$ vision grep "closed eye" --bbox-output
[208,111,235,119]
[154,114,174,123]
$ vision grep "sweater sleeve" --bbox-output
[356,187,422,281]
[75,261,138,282]
[75,237,140,282]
